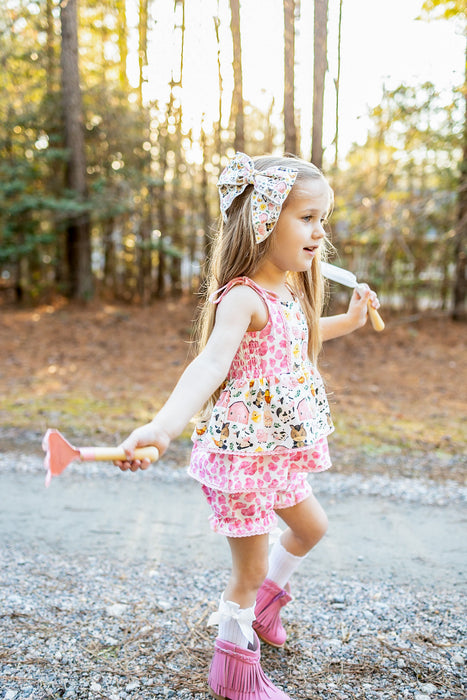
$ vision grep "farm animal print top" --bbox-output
[189,277,334,486]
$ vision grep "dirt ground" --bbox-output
[1,297,466,481]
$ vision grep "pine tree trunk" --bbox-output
[138,0,148,107]
[116,0,128,90]
[169,1,186,297]
[60,0,93,301]
[103,219,118,294]
[137,0,153,303]
[311,0,328,168]
[333,0,343,168]
[200,127,212,285]
[265,97,275,153]
[45,0,55,96]
[138,192,154,305]
[213,8,223,156]
[284,0,297,155]
[452,34,467,321]
[229,0,244,152]
[156,187,167,299]
[156,134,168,299]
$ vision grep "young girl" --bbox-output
[115,152,380,700]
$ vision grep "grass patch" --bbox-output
[2,390,463,457]
[0,391,195,446]
[331,412,464,456]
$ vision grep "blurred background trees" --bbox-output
[0,0,465,319]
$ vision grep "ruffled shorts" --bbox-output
[201,471,312,538]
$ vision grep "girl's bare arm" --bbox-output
[320,286,379,341]
[116,286,265,463]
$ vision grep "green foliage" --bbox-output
[420,0,467,20]
[329,81,461,310]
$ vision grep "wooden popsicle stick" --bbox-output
[367,303,385,332]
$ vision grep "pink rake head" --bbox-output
[42,429,82,487]
[42,429,159,487]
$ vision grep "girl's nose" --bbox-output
[312,222,326,239]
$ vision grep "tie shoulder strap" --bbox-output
[209,277,278,305]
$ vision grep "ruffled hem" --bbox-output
[202,473,314,537]
[188,438,332,494]
[192,425,334,457]
[208,512,279,537]
[191,368,333,454]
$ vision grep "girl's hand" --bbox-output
[114,421,171,472]
[320,285,381,340]
[347,284,380,330]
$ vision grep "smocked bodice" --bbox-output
[191,277,333,455]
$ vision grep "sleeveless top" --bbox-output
[188,277,334,492]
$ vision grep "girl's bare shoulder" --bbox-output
[216,283,268,332]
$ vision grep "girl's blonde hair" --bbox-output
[195,154,333,412]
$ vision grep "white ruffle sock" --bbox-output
[208,593,256,650]
[267,539,307,589]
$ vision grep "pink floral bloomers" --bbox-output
[189,277,334,537]
[201,449,329,537]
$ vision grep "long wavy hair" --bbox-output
[195,154,333,414]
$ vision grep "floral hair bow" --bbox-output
[217,152,298,243]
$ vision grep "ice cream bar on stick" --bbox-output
[321,261,385,332]
[42,428,159,487]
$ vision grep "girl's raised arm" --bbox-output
[320,286,380,341]
[116,285,265,467]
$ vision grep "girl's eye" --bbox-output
[303,215,328,224]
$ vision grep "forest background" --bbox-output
[0,0,466,318]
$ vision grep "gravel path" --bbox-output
[1,448,466,700]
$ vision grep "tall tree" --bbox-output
[311,0,328,168]
[116,0,128,91]
[229,0,244,152]
[453,32,467,320]
[138,0,148,108]
[168,0,186,297]
[213,2,224,157]
[284,0,297,154]
[333,0,343,168]
[137,0,152,303]
[60,0,93,300]
[45,0,56,97]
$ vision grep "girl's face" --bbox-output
[266,177,330,274]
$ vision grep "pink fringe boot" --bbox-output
[208,632,290,700]
[253,579,292,648]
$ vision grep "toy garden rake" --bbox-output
[42,428,159,487]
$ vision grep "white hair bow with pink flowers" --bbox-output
[217,152,298,243]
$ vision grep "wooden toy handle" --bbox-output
[367,302,385,332]
[79,446,159,462]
